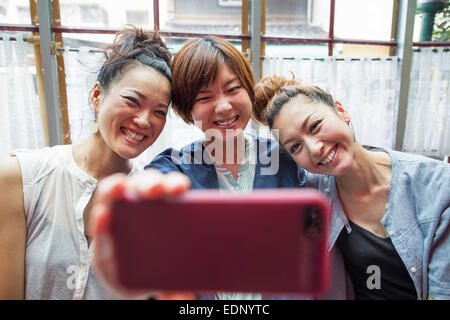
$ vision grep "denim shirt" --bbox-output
[146,134,306,190]
[306,147,450,300]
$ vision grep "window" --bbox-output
[126,10,150,26]
[1,0,448,156]
[80,5,108,25]
[218,0,242,8]
[162,0,242,34]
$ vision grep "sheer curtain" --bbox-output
[262,56,401,150]
[0,33,45,160]
[403,48,450,158]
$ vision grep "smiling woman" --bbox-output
[253,73,450,300]
[0,25,172,300]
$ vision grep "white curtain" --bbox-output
[0,33,45,160]
[262,56,401,150]
[403,48,450,158]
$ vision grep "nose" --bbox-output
[214,98,233,114]
[134,110,152,129]
[305,138,324,160]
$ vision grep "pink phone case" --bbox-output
[110,188,332,296]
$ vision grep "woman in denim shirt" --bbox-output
[252,74,450,300]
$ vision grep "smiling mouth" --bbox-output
[121,127,147,143]
[318,145,338,165]
[214,116,239,127]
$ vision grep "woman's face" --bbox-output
[92,65,171,159]
[273,96,355,176]
[191,63,252,142]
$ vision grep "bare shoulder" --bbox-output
[0,156,22,180]
[0,156,26,299]
[0,157,22,189]
[0,156,24,214]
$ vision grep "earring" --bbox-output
[336,102,351,124]
[90,119,98,134]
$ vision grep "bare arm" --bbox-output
[0,157,26,299]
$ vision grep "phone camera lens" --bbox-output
[304,206,322,240]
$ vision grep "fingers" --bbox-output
[129,169,191,199]
[89,172,127,237]
[156,291,196,300]
[161,171,192,195]
[89,169,192,299]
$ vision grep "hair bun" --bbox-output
[254,74,297,124]
[104,25,171,68]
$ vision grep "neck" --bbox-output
[334,143,391,197]
[73,133,132,180]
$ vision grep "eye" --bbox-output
[155,110,167,117]
[289,143,302,154]
[123,95,140,106]
[310,120,321,133]
[195,96,210,103]
[227,86,241,93]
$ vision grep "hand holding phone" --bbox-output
[89,169,193,299]
[110,188,332,296]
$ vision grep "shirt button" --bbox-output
[385,203,389,210]
[411,267,417,273]
[389,230,394,236]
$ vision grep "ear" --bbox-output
[90,82,102,114]
[335,101,351,124]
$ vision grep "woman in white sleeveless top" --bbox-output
[0,25,176,300]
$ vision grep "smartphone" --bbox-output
[110,188,332,296]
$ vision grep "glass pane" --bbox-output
[160,0,242,34]
[59,0,154,29]
[413,1,449,42]
[61,34,110,145]
[265,42,328,57]
[1,0,31,24]
[0,32,46,156]
[334,0,394,41]
[334,44,393,58]
[164,36,242,54]
[265,0,330,39]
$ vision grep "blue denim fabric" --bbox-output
[146,135,306,189]
[306,147,450,300]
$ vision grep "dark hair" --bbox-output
[254,74,335,128]
[171,36,255,124]
[96,25,172,93]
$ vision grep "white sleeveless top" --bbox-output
[12,145,138,300]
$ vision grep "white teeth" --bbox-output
[215,116,237,126]
[320,149,336,165]
[122,128,145,142]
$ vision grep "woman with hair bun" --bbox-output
[0,25,175,299]
[253,74,450,300]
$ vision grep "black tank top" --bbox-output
[336,219,417,300]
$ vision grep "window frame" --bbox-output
[0,0,449,150]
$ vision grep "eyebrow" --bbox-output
[198,77,240,94]
[281,113,313,147]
